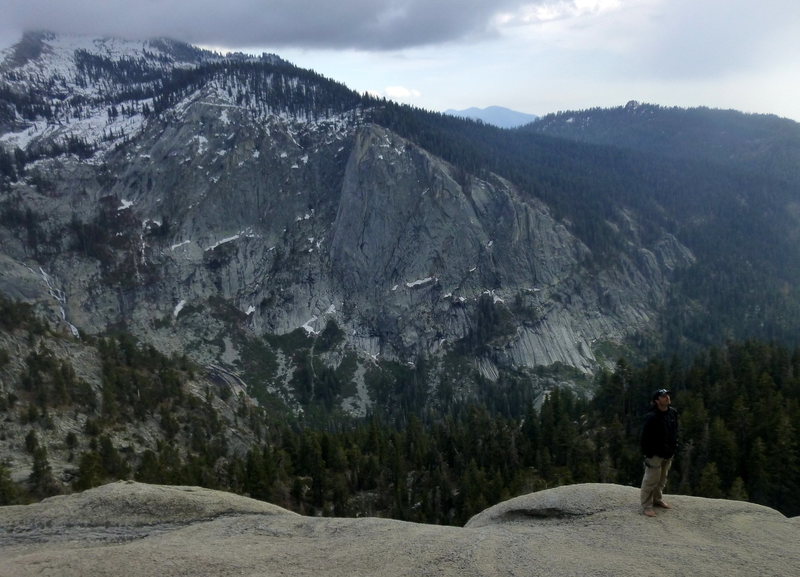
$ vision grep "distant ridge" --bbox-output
[445,105,539,128]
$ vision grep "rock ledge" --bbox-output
[1,482,797,577]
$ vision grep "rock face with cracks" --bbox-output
[1,481,797,577]
[0,32,698,412]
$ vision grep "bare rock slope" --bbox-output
[1,481,798,577]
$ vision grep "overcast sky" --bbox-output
[2,0,799,121]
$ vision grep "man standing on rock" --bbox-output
[640,388,679,517]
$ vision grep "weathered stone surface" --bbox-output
[0,33,699,412]
[1,481,796,577]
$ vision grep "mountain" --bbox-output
[2,31,800,423]
[522,100,800,347]
[4,33,800,518]
[2,481,798,577]
[0,31,677,410]
[525,100,800,177]
[445,105,539,128]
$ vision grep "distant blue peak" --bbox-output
[444,106,539,129]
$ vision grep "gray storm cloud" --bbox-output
[2,0,533,50]
[1,0,798,122]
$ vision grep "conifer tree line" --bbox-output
[2,293,798,522]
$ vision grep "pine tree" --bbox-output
[25,429,40,453]
[728,477,749,501]
[135,450,162,483]
[244,447,271,500]
[697,462,724,498]
[73,450,105,491]
[99,435,130,479]
[0,463,18,505]
[29,446,58,499]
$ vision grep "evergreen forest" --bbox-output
[2,295,798,523]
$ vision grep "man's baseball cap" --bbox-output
[652,388,671,401]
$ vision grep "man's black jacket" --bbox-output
[640,406,679,459]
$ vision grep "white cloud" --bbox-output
[494,0,624,26]
[363,85,423,104]
[1,0,535,51]
[384,86,423,101]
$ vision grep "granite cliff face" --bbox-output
[0,32,696,413]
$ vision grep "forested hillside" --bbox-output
[528,102,800,183]
[3,293,798,521]
[533,105,800,358]
[370,101,800,354]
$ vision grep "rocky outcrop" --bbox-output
[0,32,698,411]
[1,481,796,577]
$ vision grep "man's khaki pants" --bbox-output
[640,456,672,509]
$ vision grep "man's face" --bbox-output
[655,393,671,411]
